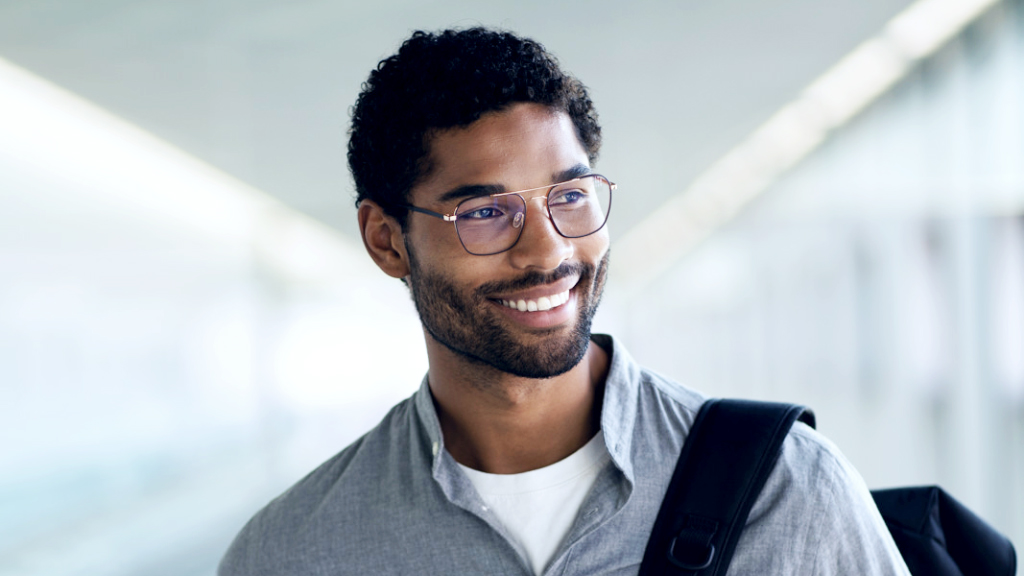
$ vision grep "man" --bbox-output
[220,28,909,575]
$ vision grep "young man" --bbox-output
[220,28,909,575]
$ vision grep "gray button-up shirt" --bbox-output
[219,334,909,575]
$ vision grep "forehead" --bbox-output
[415,103,589,202]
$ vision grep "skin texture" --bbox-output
[358,103,611,474]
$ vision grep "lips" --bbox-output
[499,289,571,312]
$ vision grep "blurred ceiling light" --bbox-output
[613,0,1000,295]
[0,56,369,284]
[886,0,997,58]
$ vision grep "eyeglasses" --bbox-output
[405,174,615,256]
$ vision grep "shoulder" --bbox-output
[218,398,420,576]
[732,422,909,575]
[772,421,860,498]
[632,364,710,462]
[598,333,706,436]
[598,334,710,491]
[637,364,706,412]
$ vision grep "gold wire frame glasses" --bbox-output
[405,174,615,255]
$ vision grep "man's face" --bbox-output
[404,103,610,379]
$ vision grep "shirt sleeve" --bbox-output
[796,426,911,576]
[217,513,260,576]
[725,423,911,575]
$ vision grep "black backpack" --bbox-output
[639,399,1018,576]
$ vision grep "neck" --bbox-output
[426,335,609,474]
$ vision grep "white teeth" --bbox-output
[501,290,570,312]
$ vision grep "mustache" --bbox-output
[476,261,593,297]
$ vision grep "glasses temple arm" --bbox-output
[405,204,456,222]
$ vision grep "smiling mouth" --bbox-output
[498,289,571,312]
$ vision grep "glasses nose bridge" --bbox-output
[509,194,552,232]
[523,193,552,220]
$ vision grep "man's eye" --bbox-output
[550,189,587,205]
[461,206,504,219]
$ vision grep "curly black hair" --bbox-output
[348,27,602,228]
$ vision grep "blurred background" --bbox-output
[0,0,1021,573]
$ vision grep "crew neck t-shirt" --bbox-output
[457,431,611,575]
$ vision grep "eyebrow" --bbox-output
[436,183,506,205]
[435,163,593,205]
[556,163,593,182]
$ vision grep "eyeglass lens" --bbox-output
[453,174,612,255]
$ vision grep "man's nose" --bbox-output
[507,196,573,270]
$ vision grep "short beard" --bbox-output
[406,246,609,379]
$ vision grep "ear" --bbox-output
[358,200,411,279]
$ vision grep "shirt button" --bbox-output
[432,442,439,457]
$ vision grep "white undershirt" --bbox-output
[457,431,611,576]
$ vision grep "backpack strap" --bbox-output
[639,399,815,576]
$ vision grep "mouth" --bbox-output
[498,289,571,313]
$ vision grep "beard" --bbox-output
[406,247,609,379]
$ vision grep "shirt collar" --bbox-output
[413,373,445,475]
[591,333,639,483]
[412,333,640,481]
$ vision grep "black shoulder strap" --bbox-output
[638,399,815,576]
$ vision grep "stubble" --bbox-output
[406,246,609,380]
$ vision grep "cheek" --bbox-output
[411,233,499,288]
[579,228,611,261]
[406,220,466,263]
